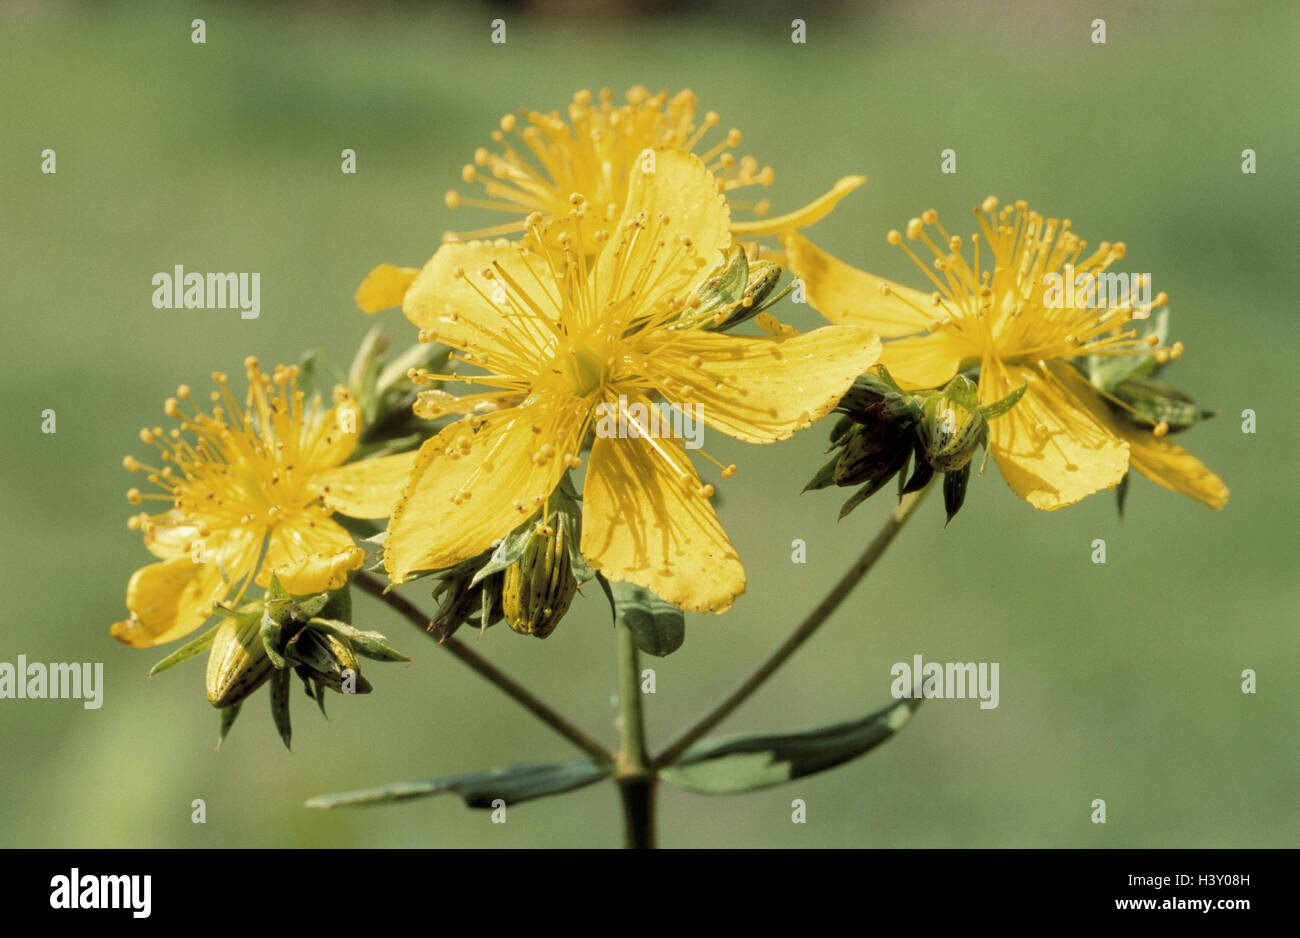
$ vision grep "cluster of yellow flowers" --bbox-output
[113,86,1227,664]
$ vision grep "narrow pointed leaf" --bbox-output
[150,623,222,677]
[660,697,920,795]
[305,758,612,810]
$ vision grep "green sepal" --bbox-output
[838,471,898,519]
[660,697,921,795]
[803,456,840,493]
[1116,470,1130,519]
[943,464,970,525]
[309,618,410,662]
[216,702,241,749]
[284,628,337,674]
[290,591,331,622]
[554,493,595,584]
[900,448,934,495]
[348,325,389,427]
[1110,375,1212,432]
[1086,308,1170,390]
[267,575,291,606]
[259,607,289,670]
[269,666,293,751]
[310,676,328,718]
[478,580,494,636]
[593,571,618,625]
[977,382,1027,420]
[149,622,222,677]
[691,248,749,319]
[470,522,535,588]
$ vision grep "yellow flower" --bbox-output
[113,359,417,648]
[353,86,864,315]
[785,198,1228,510]
[382,150,881,612]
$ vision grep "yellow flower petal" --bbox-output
[1118,427,1229,509]
[384,397,583,582]
[878,332,965,390]
[111,559,226,648]
[112,531,260,647]
[140,511,207,561]
[729,175,865,237]
[983,361,1129,510]
[783,231,939,337]
[1054,370,1230,511]
[268,545,366,595]
[403,240,559,372]
[295,395,362,471]
[641,325,881,443]
[311,451,418,519]
[259,513,361,591]
[355,264,421,314]
[594,149,731,316]
[581,434,744,613]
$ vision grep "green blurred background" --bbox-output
[2,0,1296,848]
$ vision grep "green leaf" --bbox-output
[611,581,685,657]
[149,623,222,677]
[660,697,921,795]
[304,758,612,810]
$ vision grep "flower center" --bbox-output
[559,338,610,397]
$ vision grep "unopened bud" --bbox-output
[206,616,273,708]
[502,519,578,639]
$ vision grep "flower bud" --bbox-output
[287,628,372,694]
[918,378,987,472]
[502,520,578,639]
[833,420,912,487]
[206,616,273,709]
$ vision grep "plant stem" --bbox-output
[615,623,656,848]
[353,570,612,763]
[653,482,933,768]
